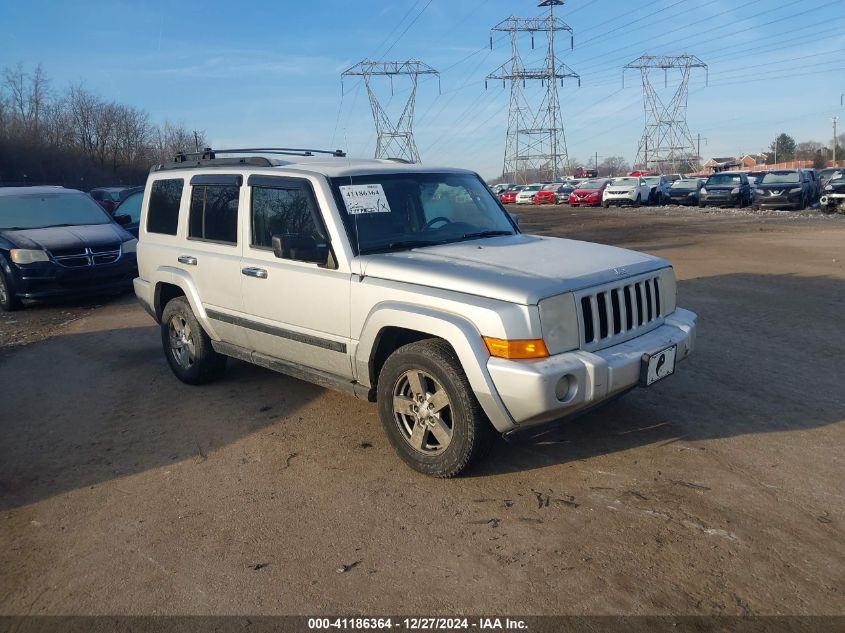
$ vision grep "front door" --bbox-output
[239,176,352,377]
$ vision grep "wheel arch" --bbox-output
[151,267,220,339]
[356,302,515,433]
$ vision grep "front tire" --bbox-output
[0,268,21,311]
[633,194,641,208]
[160,297,227,385]
[377,339,495,478]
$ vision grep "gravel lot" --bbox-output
[1,205,843,616]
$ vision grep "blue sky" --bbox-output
[1,0,843,178]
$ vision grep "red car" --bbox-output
[500,189,519,204]
[533,184,563,205]
[568,179,610,207]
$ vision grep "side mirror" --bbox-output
[114,214,132,226]
[271,234,329,265]
[509,212,519,226]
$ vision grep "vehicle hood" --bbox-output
[607,184,637,192]
[572,188,601,195]
[755,182,800,192]
[824,181,845,193]
[0,223,131,252]
[356,234,667,304]
[705,183,742,191]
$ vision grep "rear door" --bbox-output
[239,175,352,377]
[176,174,250,348]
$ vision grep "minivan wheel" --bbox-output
[0,268,21,311]
[160,297,226,385]
[377,339,495,478]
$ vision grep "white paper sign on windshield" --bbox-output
[339,183,392,215]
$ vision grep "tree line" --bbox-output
[767,132,845,168]
[0,63,207,189]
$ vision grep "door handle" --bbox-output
[241,267,268,279]
[178,255,197,266]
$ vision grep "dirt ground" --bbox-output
[1,205,843,616]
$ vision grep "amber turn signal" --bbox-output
[483,337,549,359]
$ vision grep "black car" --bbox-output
[89,186,139,215]
[753,169,814,210]
[665,178,705,205]
[700,172,751,208]
[111,187,144,238]
[820,174,845,214]
[0,186,138,311]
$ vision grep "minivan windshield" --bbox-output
[330,172,516,254]
[0,192,111,230]
[762,171,800,184]
[670,179,698,189]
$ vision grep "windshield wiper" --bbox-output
[366,239,447,253]
[460,230,513,240]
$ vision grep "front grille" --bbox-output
[578,274,663,348]
[51,244,122,268]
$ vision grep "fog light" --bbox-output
[555,374,577,403]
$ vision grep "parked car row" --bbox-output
[494,166,843,212]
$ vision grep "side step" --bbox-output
[211,340,372,400]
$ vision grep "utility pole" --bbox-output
[624,54,707,173]
[341,60,440,163]
[595,152,598,171]
[834,117,839,163]
[486,0,580,183]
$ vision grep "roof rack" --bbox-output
[174,147,346,162]
[151,146,347,173]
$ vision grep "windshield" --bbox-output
[330,172,516,255]
[578,180,605,190]
[762,171,800,184]
[670,179,698,189]
[542,184,559,191]
[707,174,742,186]
[0,192,111,230]
[643,177,661,185]
[611,178,640,187]
[522,185,542,192]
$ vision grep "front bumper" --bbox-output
[755,193,803,209]
[667,194,698,205]
[570,195,601,207]
[701,191,743,206]
[820,193,845,212]
[8,256,137,300]
[486,308,697,429]
[603,192,637,205]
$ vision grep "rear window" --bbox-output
[188,185,240,244]
[146,179,184,235]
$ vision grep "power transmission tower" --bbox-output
[486,0,580,183]
[624,54,707,173]
[342,60,439,163]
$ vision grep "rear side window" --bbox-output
[147,179,184,235]
[188,185,240,244]
[251,185,322,248]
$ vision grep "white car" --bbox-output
[134,149,696,477]
[603,177,651,207]
[515,183,543,204]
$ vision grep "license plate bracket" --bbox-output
[640,345,677,387]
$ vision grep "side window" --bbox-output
[188,185,240,244]
[120,193,143,222]
[250,185,322,248]
[147,179,184,235]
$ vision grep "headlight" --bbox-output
[10,249,49,264]
[538,292,579,355]
[789,188,802,194]
[700,187,707,194]
[825,185,833,191]
[688,191,696,196]
[731,187,740,195]
[122,238,138,253]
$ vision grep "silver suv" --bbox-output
[134,148,697,477]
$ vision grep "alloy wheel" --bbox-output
[168,314,196,370]
[392,369,454,454]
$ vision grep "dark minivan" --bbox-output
[0,186,138,310]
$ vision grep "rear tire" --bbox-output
[0,268,21,312]
[377,339,495,478]
[160,297,227,385]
